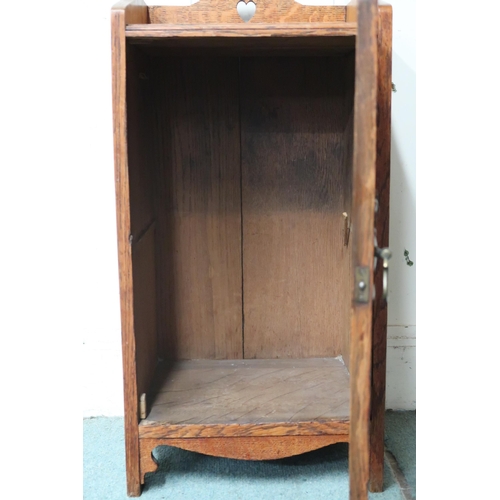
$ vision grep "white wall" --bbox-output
[385,0,416,409]
[1,0,415,419]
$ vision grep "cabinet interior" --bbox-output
[126,43,355,426]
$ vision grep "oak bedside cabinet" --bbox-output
[111,0,392,498]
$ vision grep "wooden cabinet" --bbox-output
[111,1,392,499]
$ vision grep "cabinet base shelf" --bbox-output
[138,358,350,483]
[139,358,350,438]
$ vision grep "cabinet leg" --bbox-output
[139,439,159,486]
[127,478,142,498]
[126,450,142,497]
[124,424,142,496]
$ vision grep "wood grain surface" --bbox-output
[148,0,345,25]
[126,23,356,38]
[139,434,348,481]
[348,1,379,500]
[132,223,158,403]
[139,419,349,439]
[139,439,158,484]
[369,3,392,493]
[126,45,159,406]
[125,46,155,239]
[154,58,242,361]
[111,0,149,496]
[127,36,356,57]
[240,57,353,360]
[346,0,358,22]
[114,0,148,24]
[340,52,355,373]
[139,358,350,435]
[112,1,391,497]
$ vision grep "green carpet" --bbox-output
[84,412,415,500]
[385,411,416,498]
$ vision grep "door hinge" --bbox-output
[140,393,147,419]
[354,266,370,303]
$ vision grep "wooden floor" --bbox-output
[141,358,350,429]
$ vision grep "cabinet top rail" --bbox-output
[111,1,382,38]
[125,22,357,38]
[111,0,366,28]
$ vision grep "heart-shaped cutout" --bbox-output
[236,0,256,23]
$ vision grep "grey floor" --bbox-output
[84,411,415,500]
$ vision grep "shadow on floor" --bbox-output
[84,411,415,500]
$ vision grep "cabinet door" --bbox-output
[348,1,379,500]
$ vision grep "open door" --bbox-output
[348,1,379,499]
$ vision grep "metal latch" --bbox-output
[355,266,370,303]
[355,247,392,304]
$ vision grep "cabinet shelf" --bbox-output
[139,358,350,438]
[125,22,357,38]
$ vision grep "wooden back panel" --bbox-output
[154,57,243,361]
[241,56,354,359]
[148,0,346,25]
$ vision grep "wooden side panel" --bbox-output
[346,0,358,22]
[114,0,148,24]
[348,1,379,500]
[148,0,345,25]
[133,224,158,402]
[126,45,155,238]
[111,0,149,497]
[370,4,393,493]
[126,41,159,408]
[241,57,353,359]
[155,58,242,360]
